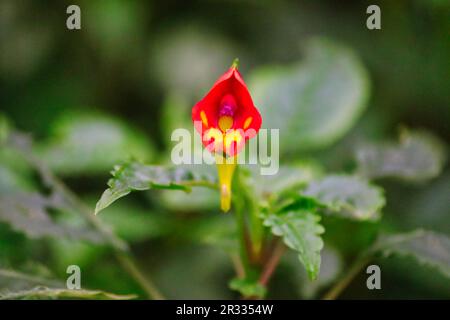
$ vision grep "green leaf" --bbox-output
[356,129,447,181]
[229,277,267,299]
[37,112,155,175]
[263,210,324,280]
[373,230,450,278]
[249,38,370,153]
[0,192,104,243]
[284,246,343,299]
[95,162,217,214]
[303,175,385,221]
[0,287,136,300]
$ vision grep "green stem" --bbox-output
[115,253,164,300]
[322,255,371,300]
[233,194,251,275]
[229,253,245,278]
[248,202,264,259]
[235,168,264,261]
[0,269,62,287]
[181,180,219,190]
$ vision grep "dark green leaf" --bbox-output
[95,162,217,214]
[263,210,324,280]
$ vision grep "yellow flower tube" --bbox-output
[216,155,237,212]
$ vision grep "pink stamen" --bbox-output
[219,94,237,117]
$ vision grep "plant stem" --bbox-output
[259,240,285,286]
[322,255,371,300]
[11,133,165,300]
[235,168,264,261]
[115,253,164,300]
[181,180,219,190]
[0,269,62,287]
[230,253,245,278]
[233,197,251,275]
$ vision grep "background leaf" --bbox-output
[356,129,447,181]
[303,175,385,221]
[37,112,155,176]
[249,38,370,153]
[0,287,136,300]
[373,230,450,278]
[0,192,104,243]
[250,163,322,198]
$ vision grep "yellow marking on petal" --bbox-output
[224,130,243,149]
[243,117,253,129]
[200,111,208,127]
[216,155,237,212]
[204,128,222,141]
[218,116,234,132]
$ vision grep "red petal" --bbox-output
[192,65,262,156]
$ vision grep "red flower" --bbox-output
[192,60,262,157]
[191,60,262,212]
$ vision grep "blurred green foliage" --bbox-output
[1,0,449,299]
